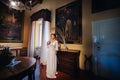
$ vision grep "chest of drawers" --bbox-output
[57,50,80,77]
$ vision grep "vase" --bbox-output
[63,42,68,51]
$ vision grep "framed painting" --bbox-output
[0,2,24,43]
[56,0,82,44]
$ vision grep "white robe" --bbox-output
[46,40,58,78]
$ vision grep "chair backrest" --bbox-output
[20,47,27,56]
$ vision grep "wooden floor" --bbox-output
[24,58,107,80]
[40,65,73,80]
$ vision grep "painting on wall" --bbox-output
[0,2,24,43]
[56,0,82,44]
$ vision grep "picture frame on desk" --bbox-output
[0,2,24,43]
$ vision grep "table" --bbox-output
[0,57,36,80]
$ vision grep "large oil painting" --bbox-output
[56,0,82,44]
[0,2,24,43]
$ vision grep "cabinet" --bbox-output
[57,50,80,77]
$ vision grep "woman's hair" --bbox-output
[51,33,57,39]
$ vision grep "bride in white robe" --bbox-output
[46,34,58,78]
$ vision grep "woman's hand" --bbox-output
[47,40,51,45]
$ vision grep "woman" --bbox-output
[46,33,58,78]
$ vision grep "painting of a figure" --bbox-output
[0,1,24,42]
[56,0,82,44]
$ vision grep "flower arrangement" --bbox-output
[0,47,14,66]
[56,27,68,50]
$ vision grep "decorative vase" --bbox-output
[63,42,68,51]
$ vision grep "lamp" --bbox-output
[9,0,25,10]
[0,0,34,11]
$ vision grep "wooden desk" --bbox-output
[0,57,36,80]
[57,50,80,77]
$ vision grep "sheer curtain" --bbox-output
[27,21,35,57]
[40,21,50,65]
[35,19,43,57]
[28,9,51,65]
[28,19,43,57]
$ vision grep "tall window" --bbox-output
[34,19,43,48]
[28,18,43,57]
[28,9,51,61]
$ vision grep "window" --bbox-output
[34,19,43,48]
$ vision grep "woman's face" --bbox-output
[51,34,55,39]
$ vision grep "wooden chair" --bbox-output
[84,55,93,72]
[19,47,27,56]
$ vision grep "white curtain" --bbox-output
[35,20,43,57]
[28,19,43,57]
[28,19,50,65]
[28,21,35,57]
[40,21,50,65]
